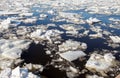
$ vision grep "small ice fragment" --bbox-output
[86,17,101,24]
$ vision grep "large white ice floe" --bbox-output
[58,40,87,52]
[0,66,40,78]
[85,53,116,76]
[109,36,120,43]
[86,17,101,24]
[59,50,86,61]
[0,39,31,59]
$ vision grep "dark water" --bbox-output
[21,43,51,65]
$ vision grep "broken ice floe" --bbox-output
[19,12,33,17]
[66,30,79,35]
[85,53,116,76]
[0,39,31,59]
[0,18,11,30]
[23,17,37,24]
[59,50,86,61]
[109,36,120,43]
[0,66,40,78]
[89,33,103,39]
[0,59,14,70]
[0,11,19,16]
[30,29,63,43]
[58,40,87,51]
[86,17,101,24]
[40,14,48,18]
[86,74,103,78]
[59,12,81,24]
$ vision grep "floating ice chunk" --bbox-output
[81,43,87,50]
[109,36,120,43]
[89,33,103,38]
[83,30,89,36]
[40,14,48,18]
[23,17,37,23]
[27,72,40,78]
[59,12,78,19]
[2,48,22,59]
[0,18,11,29]
[0,39,31,59]
[0,11,19,16]
[10,66,40,78]
[59,50,86,61]
[0,67,40,78]
[12,40,31,50]
[48,10,54,14]
[16,26,28,36]
[86,75,103,78]
[30,29,44,38]
[30,29,63,42]
[104,53,115,63]
[19,13,33,17]
[11,66,28,78]
[86,17,101,24]
[59,40,81,51]
[85,53,116,75]
[0,59,14,69]
[59,12,81,23]
[66,30,78,35]
[69,66,78,73]
[103,30,111,36]
[59,40,87,51]
[0,68,12,78]
[60,24,76,31]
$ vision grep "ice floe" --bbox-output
[109,36,120,43]
[0,39,31,59]
[58,40,87,52]
[23,17,37,24]
[86,75,103,78]
[86,17,101,24]
[59,50,86,61]
[85,53,116,76]
[0,66,40,78]
[0,18,11,30]
[0,11,19,16]
[89,33,103,39]
[30,29,63,43]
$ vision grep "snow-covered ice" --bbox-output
[86,17,101,24]
[85,53,116,76]
[58,40,87,51]
[0,39,31,59]
[59,50,86,61]
[0,66,40,78]
[110,36,120,43]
